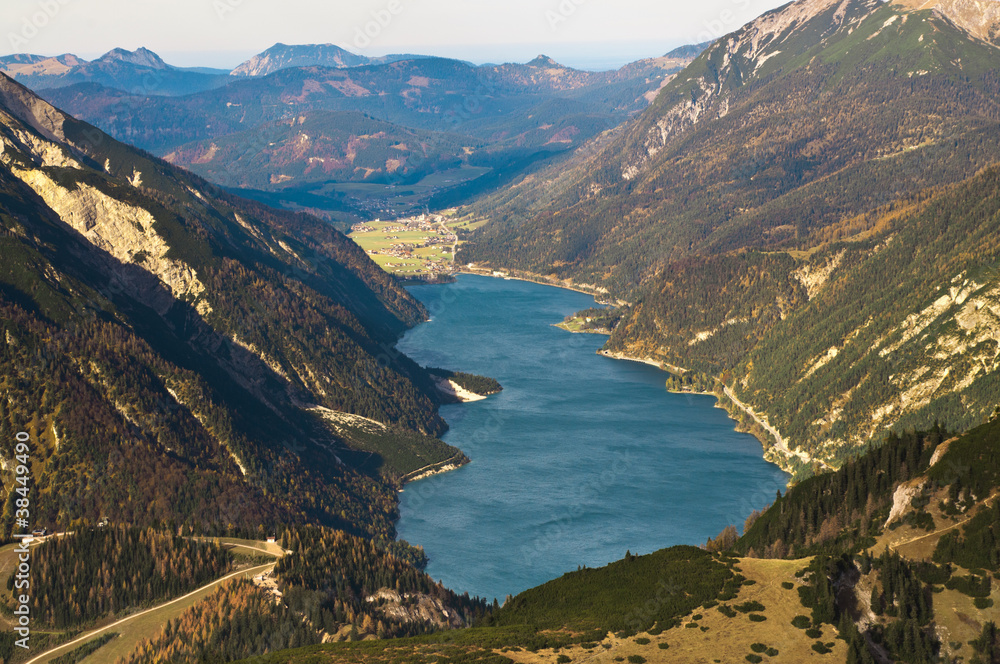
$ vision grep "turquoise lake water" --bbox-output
[396,274,788,603]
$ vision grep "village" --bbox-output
[349,212,461,279]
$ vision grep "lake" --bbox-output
[396,274,788,603]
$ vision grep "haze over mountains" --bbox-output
[0,44,443,94]
[228,43,437,77]
[5,43,702,225]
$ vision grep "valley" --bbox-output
[348,211,467,279]
[2,0,1000,661]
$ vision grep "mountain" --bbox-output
[0,71,465,540]
[664,40,714,59]
[0,53,86,77]
[892,0,1000,45]
[0,47,228,95]
[161,109,474,189]
[97,46,168,69]
[229,42,432,77]
[230,43,370,76]
[38,51,699,221]
[458,0,1000,475]
[42,52,696,154]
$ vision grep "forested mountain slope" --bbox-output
[0,72,458,538]
[161,110,476,190]
[459,0,1000,474]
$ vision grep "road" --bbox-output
[23,541,283,664]
[722,385,828,468]
[888,491,999,554]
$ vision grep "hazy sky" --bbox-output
[2,0,789,70]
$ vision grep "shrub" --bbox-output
[766,648,779,656]
[718,605,738,618]
[735,601,765,613]
[748,614,767,622]
[557,656,571,664]
[806,628,823,638]
[973,597,994,609]
[627,657,645,664]
[657,643,670,650]
[750,643,768,653]
[791,615,811,629]
[812,642,832,654]
[745,655,763,663]
[634,638,650,645]
[781,581,794,590]
[914,561,952,585]
[946,574,992,598]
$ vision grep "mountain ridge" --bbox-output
[458,0,1000,475]
[0,71,464,539]
[892,0,1000,45]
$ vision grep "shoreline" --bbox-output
[399,452,469,485]
[720,385,826,471]
[597,349,689,377]
[597,349,799,482]
[432,376,487,403]
[409,271,808,478]
[457,268,626,305]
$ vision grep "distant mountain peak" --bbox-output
[526,54,560,67]
[230,43,366,77]
[0,53,87,78]
[663,41,713,60]
[98,47,168,69]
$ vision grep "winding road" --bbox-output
[23,540,283,664]
[722,385,827,468]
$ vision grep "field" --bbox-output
[349,212,463,278]
[489,557,845,664]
